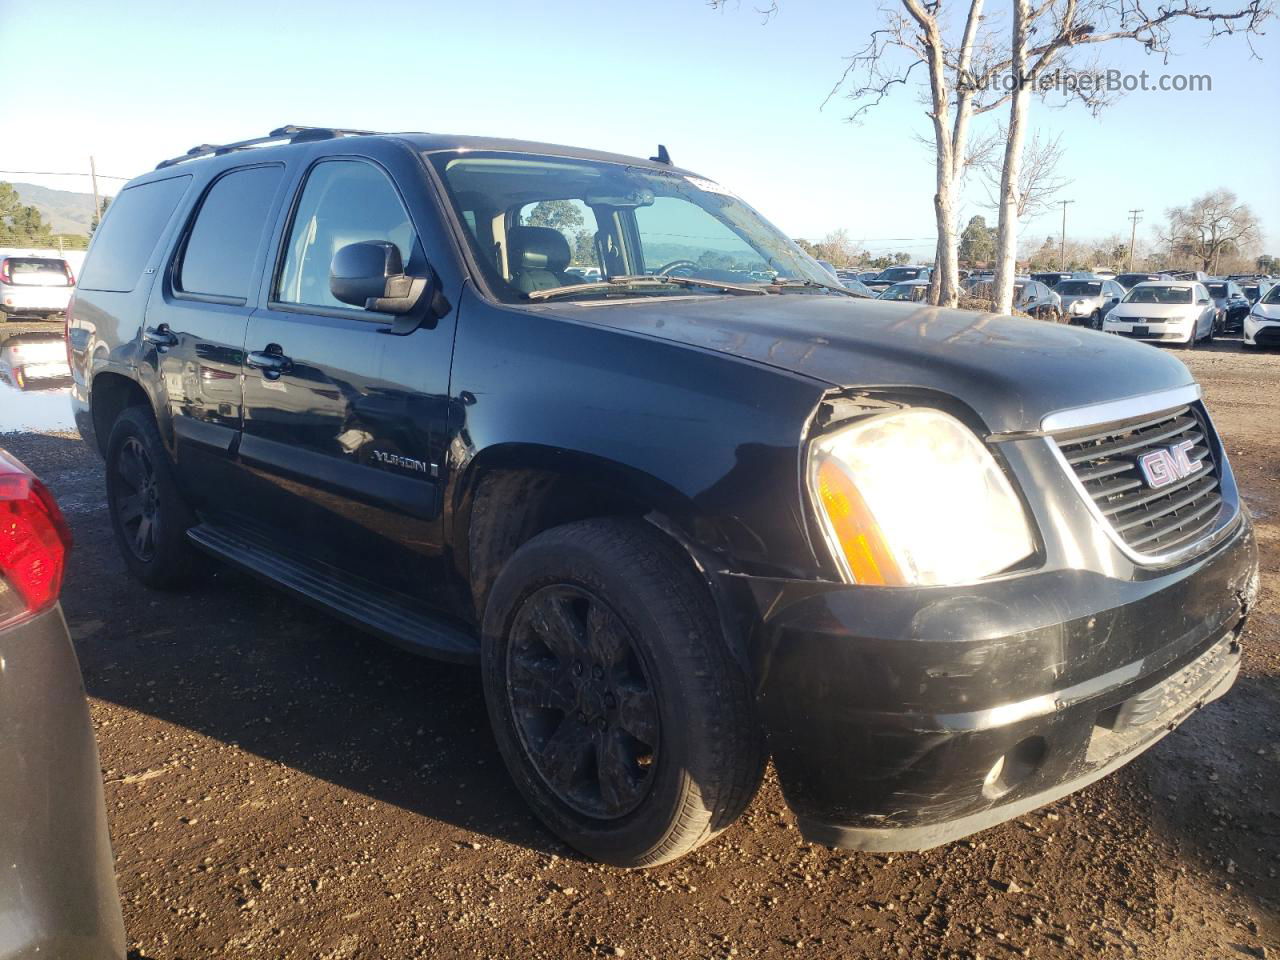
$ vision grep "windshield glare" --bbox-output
[1124,285,1193,304]
[1055,281,1102,295]
[429,151,828,301]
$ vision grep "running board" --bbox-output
[186,523,479,663]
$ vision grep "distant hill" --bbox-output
[9,182,99,235]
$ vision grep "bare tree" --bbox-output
[1163,189,1261,271]
[980,130,1071,221]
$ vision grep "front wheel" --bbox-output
[1090,311,1102,330]
[481,518,764,867]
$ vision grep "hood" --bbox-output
[548,294,1193,434]
[1110,302,1197,320]
[1252,302,1280,321]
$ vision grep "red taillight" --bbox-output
[64,262,76,287]
[0,451,72,628]
[0,259,10,284]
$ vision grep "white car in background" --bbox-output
[1103,281,1217,348]
[0,256,75,320]
[1243,282,1280,350]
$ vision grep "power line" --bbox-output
[0,168,133,181]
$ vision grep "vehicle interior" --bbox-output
[431,153,822,301]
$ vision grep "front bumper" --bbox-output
[1244,315,1280,347]
[0,606,125,960]
[1104,319,1192,344]
[744,515,1258,851]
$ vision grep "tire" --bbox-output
[1090,311,1102,330]
[1203,318,1215,343]
[481,518,764,867]
[104,405,202,589]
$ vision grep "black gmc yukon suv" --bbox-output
[69,126,1258,867]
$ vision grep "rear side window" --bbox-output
[78,176,191,292]
[177,165,285,302]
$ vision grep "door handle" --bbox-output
[143,323,178,349]
[246,346,293,380]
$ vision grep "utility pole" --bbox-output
[1127,209,1143,272]
[1058,200,1074,271]
[89,156,101,230]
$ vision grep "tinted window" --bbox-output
[1124,285,1193,304]
[276,161,416,310]
[1206,283,1228,297]
[178,165,284,301]
[1055,281,1102,295]
[79,176,191,292]
[4,258,70,285]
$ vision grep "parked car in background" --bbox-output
[1205,280,1251,333]
[968,278,1062,321]
[1243,282,1280,349]
[0,255,76,321]
[877,279,931,302]
[1240,278,1273,306]
[1054,277,1126,329]
[1115,272,1162,289]
[864,264,931,293]
[856,271,879,282]
[1094,269,1117,280]
[72,125,1256,868]
[1104,281,1217,347]
[1031,271,1072,287]
[0,330,72,390]
[0,449,126,959]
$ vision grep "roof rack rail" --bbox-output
[155,125,381,170]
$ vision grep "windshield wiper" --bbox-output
[526,275,768,301]
[771,278,871,298]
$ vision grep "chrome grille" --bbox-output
[1052,404,1225,557]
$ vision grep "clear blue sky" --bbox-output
[4,0,1277,255]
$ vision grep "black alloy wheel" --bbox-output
[105,406,201,588]
[506,584,659,820]
[112,436,160,562]
[481,518,765,867]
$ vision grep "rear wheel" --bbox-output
[105,406,202,589]
[481,518,764,867]
[1090,310,1102,330]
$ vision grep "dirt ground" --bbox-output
[2,330,1277,959]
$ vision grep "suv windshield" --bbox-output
[1124,285,1193,304]
[1055,281,1102,296]
[429,151,828,302]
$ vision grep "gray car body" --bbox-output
[0,606,125,960]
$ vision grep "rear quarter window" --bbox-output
[176,164,285,302]
[78,175,191,292]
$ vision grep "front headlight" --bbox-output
[808,408,1036,586]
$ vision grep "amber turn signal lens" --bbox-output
[815,458,904,587]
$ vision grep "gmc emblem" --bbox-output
[1136,439,1203,490]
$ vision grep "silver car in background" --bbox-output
[1104,281,1217,347]
[0,449,125,960]
[1053,277,1126,329]
[0,256,76,320]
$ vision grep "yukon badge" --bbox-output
[1137,439,1203,490]
[371,450,435,476]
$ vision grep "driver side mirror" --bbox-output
[1197,298,1210,305]
[330,242,428,315]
